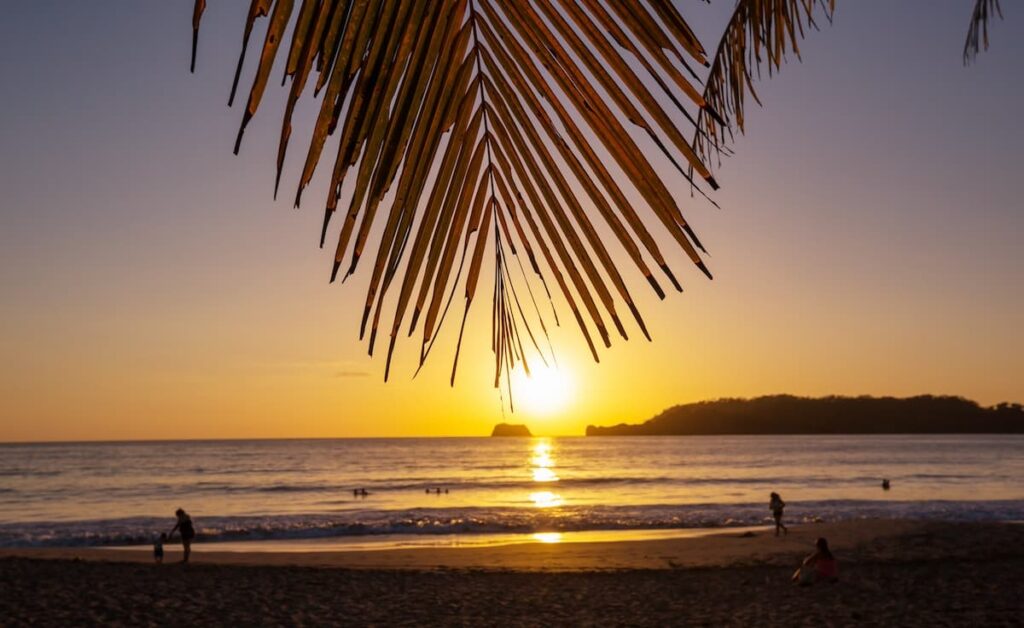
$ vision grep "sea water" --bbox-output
[1,435,1021,548]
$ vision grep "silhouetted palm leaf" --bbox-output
[189,0,1001,396]
[964,0,1003,63]
[695,0,835,166]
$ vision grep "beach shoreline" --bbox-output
[2,520,1022,626]
[1,519,925,571]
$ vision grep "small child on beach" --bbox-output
[770,492,788,536]
[154,533,166,564]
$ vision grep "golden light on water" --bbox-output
[532,532,563,544]
[530,440,559,483]
[532,467,558,482]
[529,491,563,508]
[511,364,575,416]
[527,439,562,507]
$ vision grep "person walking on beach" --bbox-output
[168,508,196,563]
[770,492,788,536]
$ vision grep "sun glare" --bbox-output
[529,491,563,508]
[531,440,559,483]
[527,440,563,507]
[511,363,575,416]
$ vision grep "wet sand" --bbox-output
[2,520,1022,626]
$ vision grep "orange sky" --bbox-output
[1,3,1022,441]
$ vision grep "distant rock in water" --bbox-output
[586,395,1024,436]
[491,423,532,437]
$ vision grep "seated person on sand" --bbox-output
[792,537,839,585]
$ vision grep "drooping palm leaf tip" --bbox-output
[695,0,835,166]
[188,0,994,398]
[964,0,1003,64]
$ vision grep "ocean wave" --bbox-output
[167,474,894,495]
[2,499,1023,548]
[0,469,62,478]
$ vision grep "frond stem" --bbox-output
[469,2,498,202]
[470,0,515,397]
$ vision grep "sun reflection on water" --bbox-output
[530,440,559,482]
[529,491,563,508]
[532,532,563,544]
[532,467,557,482]
[528,439,563,507]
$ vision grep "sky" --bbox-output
[1,1,1022,441]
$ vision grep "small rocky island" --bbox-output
[491,423,532,437]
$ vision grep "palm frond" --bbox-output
[190,0,1002,395]
[697,0,1003,164]
[191,0,727,393]
[695,0,835,167]
[964,0,1003,64]
[190,0,206,73]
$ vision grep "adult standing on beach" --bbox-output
[168,508,196,563]
[770,492,788,536]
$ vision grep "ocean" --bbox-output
[1,435,1022,549]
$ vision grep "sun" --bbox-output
[510,363,575,416]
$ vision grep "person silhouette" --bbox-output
[770,492,788,536]
[168,508,196,563]
[792,537,839,585]
[154,532,166,564]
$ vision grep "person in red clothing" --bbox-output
[793,537,839,585]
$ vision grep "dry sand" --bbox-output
[2,520,1022,626]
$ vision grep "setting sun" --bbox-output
[511,364,576,416]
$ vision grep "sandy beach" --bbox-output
[2,520,1022,626]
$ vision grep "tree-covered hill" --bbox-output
[586,395,1024,436]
